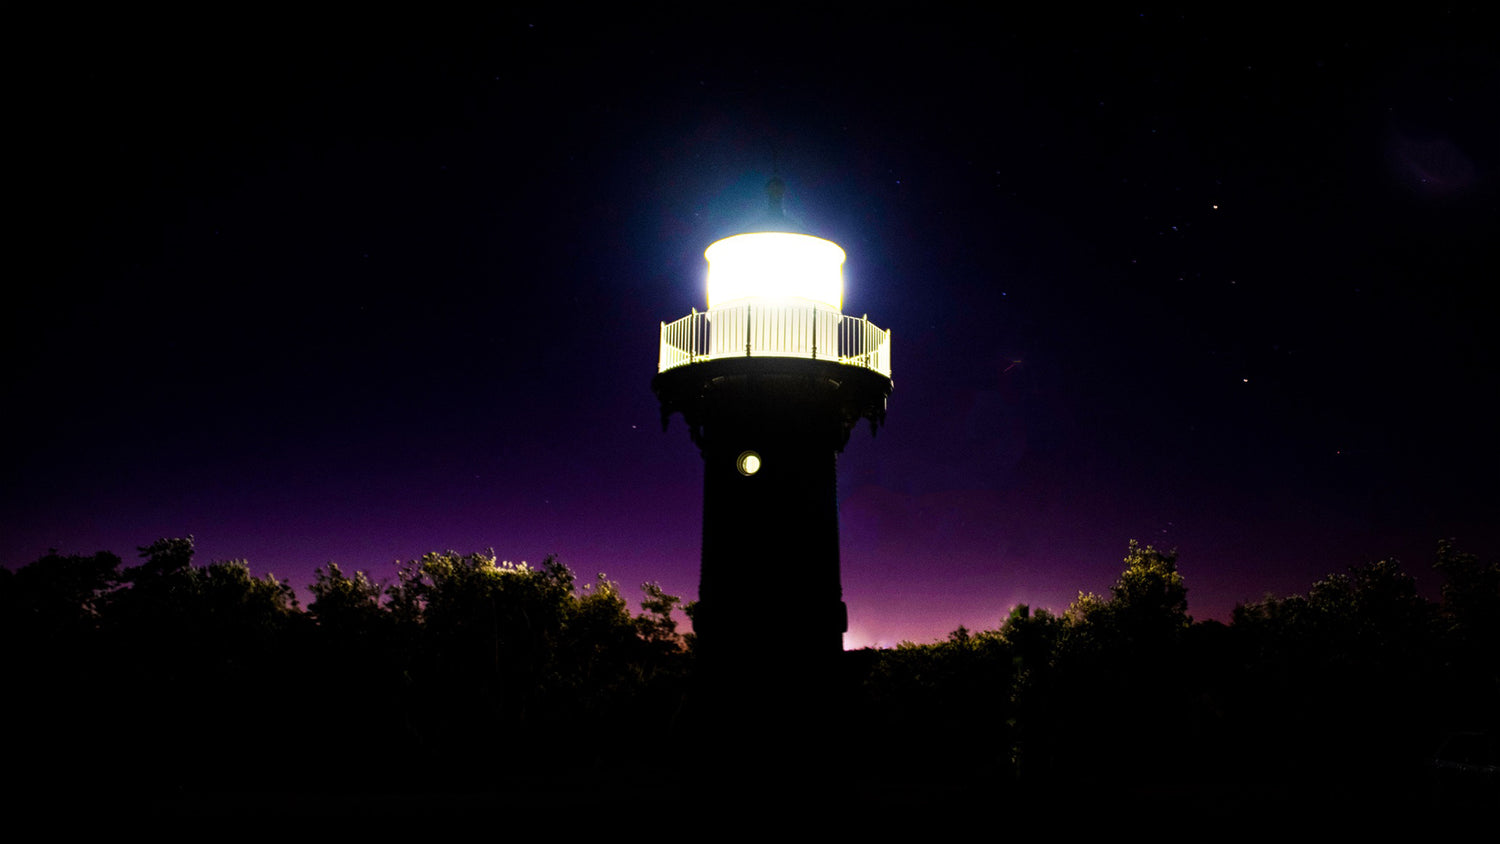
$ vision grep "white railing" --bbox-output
[658,303,891,377]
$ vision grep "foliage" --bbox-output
[1063,591,1108,627]
[110,536,299,640]
[0,549,121,640]
[998,603,1062,672]
[125,535,196,581]
[375,550,690,761]
[1053,541,1191,664]
[637,581,686,648]
[304,560,393,687]
[860,621,1017,776]
[282,551,689,780]
[1110,539,1190,637]
[308,562,383,620]
[10,532,1494,796]
[1434,538,1500,641]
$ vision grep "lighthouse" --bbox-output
[652,180,892,678]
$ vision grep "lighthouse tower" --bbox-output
[652,181,892,676]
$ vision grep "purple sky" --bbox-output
[7,10,1497,646]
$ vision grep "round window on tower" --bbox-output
[736,450,762,476]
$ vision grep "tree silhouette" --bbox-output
[1,550,124,796]
[1434,539,1500,691]
[0,549,120,643]
[1109,540,1190,645]
[1041,541,1196,786]
[7,533,1490,813]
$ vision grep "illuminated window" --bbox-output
[736,451,762,476]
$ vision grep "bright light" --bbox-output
[737,451,761,476]
[705,232,845,311]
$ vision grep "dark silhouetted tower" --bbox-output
[652,184,892,684]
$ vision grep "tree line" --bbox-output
[2,536,1494,811]
[1,538,692,799]
[851,539,1497,812]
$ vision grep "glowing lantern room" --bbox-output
[705,232,845,312]
[658,229,890,376]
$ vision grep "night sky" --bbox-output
[7,8,1497,646]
